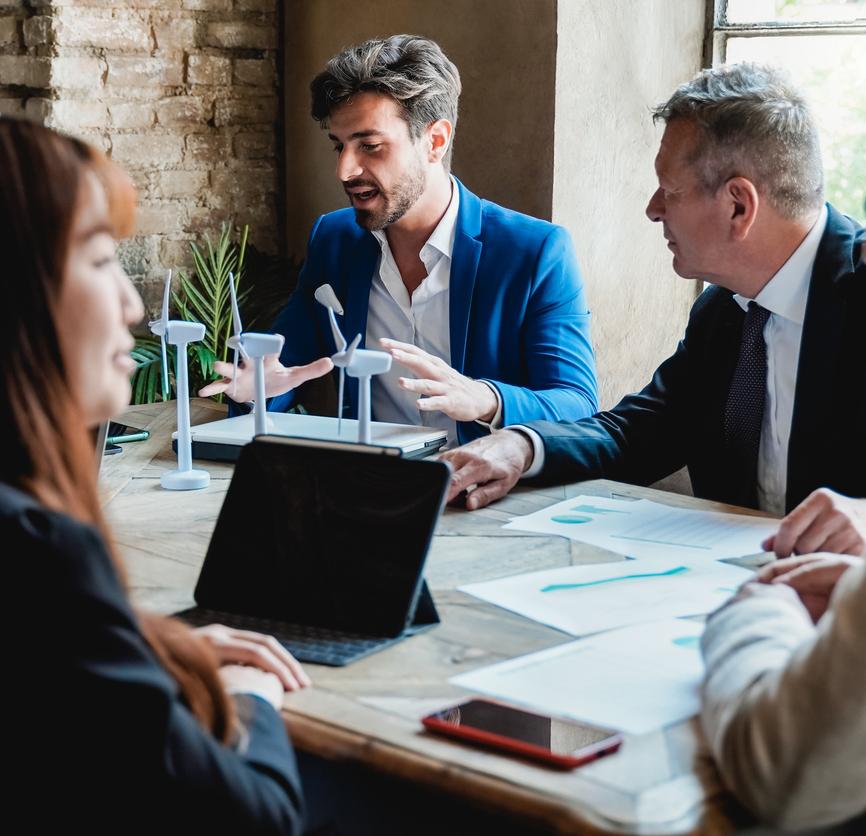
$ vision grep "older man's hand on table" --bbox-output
[438,429,534,510]
[762,489,866,558]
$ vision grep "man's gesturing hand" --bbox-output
[199,355,333,403]
[380,338,499,423]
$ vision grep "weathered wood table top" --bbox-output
[102,400,757,835]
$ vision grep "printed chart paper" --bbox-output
[504,495,777,562]
[459,557,752,636]
[451,619,705,735]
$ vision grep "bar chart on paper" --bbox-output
[504,495,777,562]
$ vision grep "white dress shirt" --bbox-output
[366,178,461,445]
[516,206,829,508]
[732,204,827,515]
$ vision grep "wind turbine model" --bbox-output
[149,269,210,491]
[226,272,285,437]
[314,283,392,444]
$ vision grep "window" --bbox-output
[708,0,866,222]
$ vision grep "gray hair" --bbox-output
[653,63,824,219]
[310,34,461,169]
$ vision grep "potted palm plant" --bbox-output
[131,224,249,404]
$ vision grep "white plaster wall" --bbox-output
[553,0,706,408]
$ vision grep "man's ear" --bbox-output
[428,119,453,163]
[725,176,759,241]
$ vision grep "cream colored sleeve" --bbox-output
[700,562,866,830]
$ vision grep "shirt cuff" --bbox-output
[507,424,545,479]
[474,380,503,430]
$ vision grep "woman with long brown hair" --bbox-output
[1,117,310,833]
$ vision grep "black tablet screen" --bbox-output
[195,438,449,636]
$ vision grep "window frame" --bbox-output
[703,0,866,66]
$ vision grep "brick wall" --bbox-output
[0,3,41,118]
[0,0,281,317]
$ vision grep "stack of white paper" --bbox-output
[451,619,705,735]
[503,495,776,562]
[448,494,775,734]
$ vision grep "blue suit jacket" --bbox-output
[269,179,598,443]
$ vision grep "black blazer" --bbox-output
[527,205,866,512]
[3,482,304,834]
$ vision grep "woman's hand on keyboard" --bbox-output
[195,623,312,691]
[220,665,285,711]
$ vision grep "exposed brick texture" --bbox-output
[0,0,282,320]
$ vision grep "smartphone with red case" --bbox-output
[422,698,623,769]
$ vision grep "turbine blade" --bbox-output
[345,333,361,366]
[229,271,243,337]
[160,335,169,400]
[337,368,344,435]
[327,307,347,353]
[231,347,239,399]
[314,283,344,316]
[161,269,171,325]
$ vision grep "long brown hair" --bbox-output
[0,117,234,743]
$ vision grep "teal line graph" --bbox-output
[672,635,700,649]
[540,565,689,593]
[569,504,631,515]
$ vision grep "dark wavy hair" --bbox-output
[310,34,461,168]
[0,117,235,743]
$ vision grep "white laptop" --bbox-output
[173,412,448,462]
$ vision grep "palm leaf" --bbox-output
[130,337,172,404]
[190,343,217,383]
[170,222,250,399]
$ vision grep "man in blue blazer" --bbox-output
[203,35,597,446]
[444,64,865,544]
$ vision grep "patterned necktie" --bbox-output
[723,301,771,506]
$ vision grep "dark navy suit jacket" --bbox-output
[525,205,866,512]
[268,178,598,444]
[4,482,304,834]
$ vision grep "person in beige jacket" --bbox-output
[701,489,866,830]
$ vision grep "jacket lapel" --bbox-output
[786,205,861,509]
[449,179,483,374]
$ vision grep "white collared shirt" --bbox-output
[517,205,829,511]
[731,204,828,515]
[366,178,462,445]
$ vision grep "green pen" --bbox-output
[107,430,150,444]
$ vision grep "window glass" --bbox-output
[726,33,866,221]
[725,0,866,24]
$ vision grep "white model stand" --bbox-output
[225,272,284,437]
[314,283,392,444]
[244,333,285,436]
[149,270,210,491]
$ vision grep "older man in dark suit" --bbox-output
[442,62,865,552]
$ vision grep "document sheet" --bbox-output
[451,619,705,735]
[503,495,776,562]
[459,557,752,636]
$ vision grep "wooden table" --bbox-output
[102,400,752,835]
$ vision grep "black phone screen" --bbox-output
[430,700,615,755]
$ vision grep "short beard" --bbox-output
[353,158,426,231]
